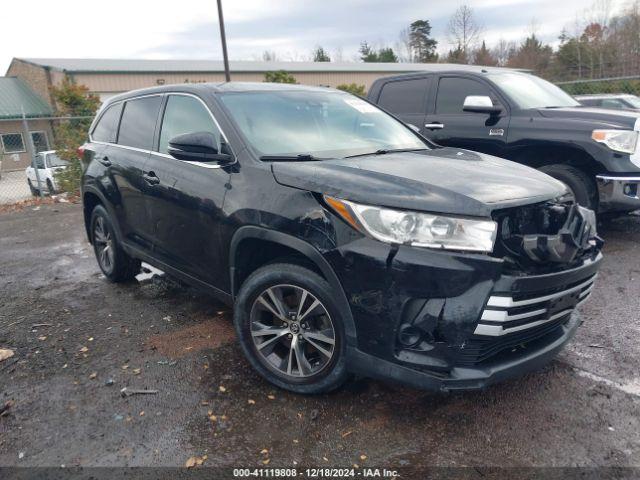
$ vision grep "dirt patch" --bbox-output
[147,316,236,358]
[0,194,80,214]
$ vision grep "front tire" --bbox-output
[46,179,56,195]
[234,263,349,394]
[90,205,141,282]
[539,164,598,210]
[28,179,38,196]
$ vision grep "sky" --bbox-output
[0,0,629,73]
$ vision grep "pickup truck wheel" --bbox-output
[539,164,598,210]
[46,179,56,195]
[27,179,38,196]
[90,205,141,282]
[234,263,349,394]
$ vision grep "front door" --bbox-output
[424,76,510,157]
[144,94,231,288]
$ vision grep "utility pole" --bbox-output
[22,108,43,198]
[217,0,231,82]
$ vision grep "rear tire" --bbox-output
[90,205,141,282]
[539,164,598,210]
[234,263,349,394]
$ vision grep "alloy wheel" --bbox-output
[93,216,114,273]
[249,284,336,379]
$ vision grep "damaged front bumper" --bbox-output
[333,236,602,392]
[596,175,640,212]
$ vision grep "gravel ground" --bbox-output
[0,203,639,473]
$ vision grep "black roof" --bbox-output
[104,82,337,105]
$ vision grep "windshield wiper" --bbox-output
[345,148,429,159]
[259,154,324,162]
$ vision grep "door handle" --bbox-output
[98,156,112,167]
[143,172,160,185]
[424,123,444,130]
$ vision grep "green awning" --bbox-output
[0,77,53,120]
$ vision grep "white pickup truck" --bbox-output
[25,150,68,195]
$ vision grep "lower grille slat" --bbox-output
[474,274,597,338]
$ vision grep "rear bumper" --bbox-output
[596,175,640,212]
[348,311,581,392]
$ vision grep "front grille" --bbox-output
[457,313,571,367]
[474,274,596,337]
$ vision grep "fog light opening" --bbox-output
[398,324,422,347]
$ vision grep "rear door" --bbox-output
[376,77,430,132]
[110,95,163,251]
[424,75,510,157]
[144,93,231,287]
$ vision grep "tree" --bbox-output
[336,83,367,97]
[264,70,297,84]
[51,76,100,194]
[507,34,553,75]
[447,5,483,63]
[359,42,378,62]
[312,46,331,62]
[377,47,399,63]
[408,20,438,62]
[492,39,517,67]
[359,42,398,62]
[262,50,277,62]
[445,45,467,64]
[472,40,498,66]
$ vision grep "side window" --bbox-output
[436,77,494,114]
[35,154,45,169]
[91,103,123,143]
[118,96,162,150]
[158,95,222,154]
[602,99,625,109]
[378,78,429,115]
[580,99,600,107]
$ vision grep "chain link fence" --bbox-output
[0,116,92,205]
[557,76,640,96]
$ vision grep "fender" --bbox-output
[229,225,357,345]
[82,184,124,244]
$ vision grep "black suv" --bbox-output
[368,66,640,214]
[81,83,602,394]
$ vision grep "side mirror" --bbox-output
[168,132,233,164]
[463,95,502,114]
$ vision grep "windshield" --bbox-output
[623,95,640,109]
[488,72,580,109]
[219,90,427,158]
[47,153,68,167]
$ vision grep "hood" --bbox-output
[271,148,568,217]
[537,106,639,129]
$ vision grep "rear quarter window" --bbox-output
[91,103,123,143]
[377,78,429,115]
[117,96,162,150]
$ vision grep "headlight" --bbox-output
[592,129,638,154]
[325,196,497,253]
